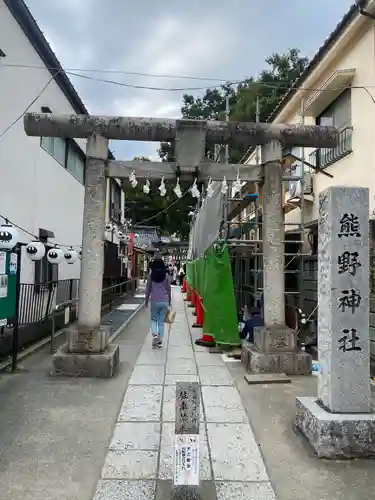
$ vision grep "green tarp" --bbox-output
[189,244,239,346]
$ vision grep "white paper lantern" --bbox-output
[0,224,19,250]
[25,241,45,261]
[105,223,113,231]
[79,249,82,259]
[64,249,78,264]
[190,179,200,199]
[47,247,64,264]
[117,230,126,241]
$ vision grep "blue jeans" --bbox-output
[151,301,169,339]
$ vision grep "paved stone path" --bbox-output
[93,287,276,499]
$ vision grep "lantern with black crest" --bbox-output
[25,240,45,261]
[47,246,64,264]
[0,223,19,250]
[64,248,78,265]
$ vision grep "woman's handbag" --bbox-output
[165,307,176,324]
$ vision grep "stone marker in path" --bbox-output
[173,381,200,499]
[296,186,375,458]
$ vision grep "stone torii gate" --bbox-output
[23,113,337,377]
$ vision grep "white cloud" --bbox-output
[24,0,354,161]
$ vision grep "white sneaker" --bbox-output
[152,335,159,348]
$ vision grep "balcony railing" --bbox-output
[309,126,353,169]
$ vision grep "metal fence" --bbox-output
[18,277,132,326]
[0,276,137,370]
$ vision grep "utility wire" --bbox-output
[0,63,234,82]
[0,70,60,140]
[3,61,375,93]
[2,61,375,162]
[0,213,81,248]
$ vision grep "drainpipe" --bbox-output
[355,0,375,20]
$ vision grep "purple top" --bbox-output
[145,272,171,305]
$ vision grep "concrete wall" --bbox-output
[0,0,86,284]
[280,22,375,224]
[0,1,125,289]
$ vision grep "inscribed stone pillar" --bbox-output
[262,140,285,326]
[173,382,200,498]
[318,186,370,413]
[77,134,108,331]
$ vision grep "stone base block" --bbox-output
[68,324,110,353]
[254,325,297,353]
[52,344,120,378]
[244,373,291,385]
[295,396,375,459]
[241,342,312,375]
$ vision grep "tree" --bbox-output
[122,156,194,239]
[158,48,309,163]
[129,49,309,238]
[133,156,151,161]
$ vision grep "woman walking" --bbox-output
[145,257,172,348]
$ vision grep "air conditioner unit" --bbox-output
[285,173,313,202]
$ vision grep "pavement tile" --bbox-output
[199,366,234,386]
[93,480,156,500]
[102,450,158,479]
[167,346,194,359]
[136,349,167,366]
[166,358,197,375]
[207,423,269,482]
[118,385,162,422]
[216,483,276,500]
[164,374,199,385]
[202,386,248,423]
[215,481,276,500]
[168,336,191,346]
[109,422,161,451]
[204,406,248,424]
[195,352,224,366]
[128,365,165,385]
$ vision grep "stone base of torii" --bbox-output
[23,113,338,379]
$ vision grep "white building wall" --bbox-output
[0,0,86,283]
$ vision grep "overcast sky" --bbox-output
[26,0,353,160]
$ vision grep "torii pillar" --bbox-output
[23,113,337,377]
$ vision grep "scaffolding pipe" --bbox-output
[299,99,306,328]
[254,96,261,308]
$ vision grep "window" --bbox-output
[310,89,352,169]
[41,136,66,166]
[66,141,85,184]
[40,136,85,184]
[110,180,122,222]
[316,89,351,129]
